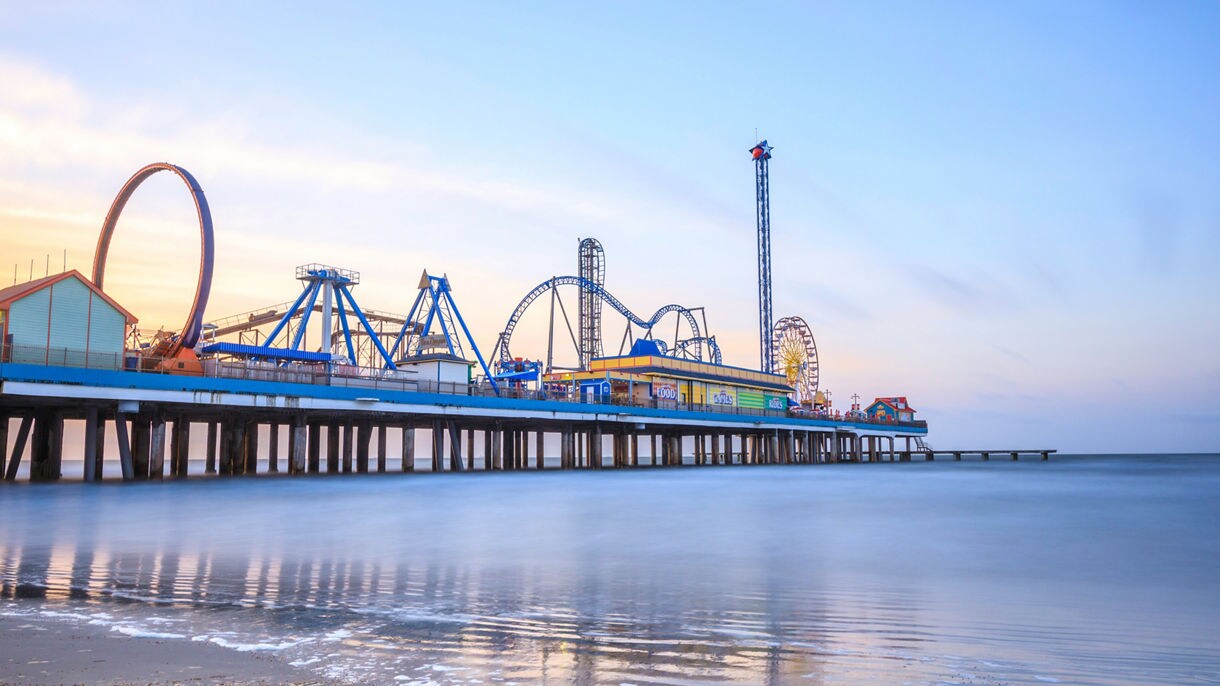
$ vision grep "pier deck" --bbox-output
[1,360,1057,483]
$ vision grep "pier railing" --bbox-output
[0,342,927,429]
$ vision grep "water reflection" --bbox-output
[2,532,940,683]
[2,458,1219,685]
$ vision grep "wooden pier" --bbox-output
[918,449,1057,461]
[0,361,1048,483]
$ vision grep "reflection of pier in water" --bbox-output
[0,534,934,684]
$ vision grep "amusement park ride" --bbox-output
[488,237,723,377]
[99,137,823,409]
[751,140,821,408]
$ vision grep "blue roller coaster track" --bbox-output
[490,275,722,368]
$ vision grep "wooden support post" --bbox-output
[114,412,134,480]
[206,421,218,474]
[492,426,502,470]
[167,417,179,476]
[467,429,476,471]
[326,423,340,473]
[519,430,528,470]
[402,426,415,472]
[356,423,371,473]
[148,413,166,480]
[218,420,234,475]
[889,437,896,462]
[982,451,990,461]
[558,428,569,469]
[28,411,61,482]
[650,434,658,466]
[292,418,308,474]
[267,422,280,473]
[173,418,191,477]
[132,418,151,479]
[447,421,462,471]
[342,424,355,473]
[378,425,388,473]
[243,420,258,475]
[307,422,321,473]
[536,431,544,470]
[483,429,492,471]
[1041,451,1049,461]
[954,451,962,461]
[92,412,107,480]
[83,407,99,482]
[1011,451,1019,461]
[0,415,7,479]
[591,426,603,469]
[246,419,261,473]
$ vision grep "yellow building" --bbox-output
[545,349,792,411]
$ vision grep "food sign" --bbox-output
[653,379,679,402]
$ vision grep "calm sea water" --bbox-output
[2,455,1218,685]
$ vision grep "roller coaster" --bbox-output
[488,240,722,373]
[90,160,816,405]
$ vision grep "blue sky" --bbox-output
[1,2,1217,451]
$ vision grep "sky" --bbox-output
[1,1,1217,452]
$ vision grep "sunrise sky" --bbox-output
[1,2,1217,452]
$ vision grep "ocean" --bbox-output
[2,454,1218,685]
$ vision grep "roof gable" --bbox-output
[0,271,138,324]
[872,396,917,413]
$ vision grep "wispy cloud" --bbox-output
[906,263,1021,316]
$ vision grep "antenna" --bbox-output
[62,249,66,272]
[45,254,49,277]
[28,260,33,281]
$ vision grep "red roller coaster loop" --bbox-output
[91,162,215,357]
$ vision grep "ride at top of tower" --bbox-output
[749,141,772,160]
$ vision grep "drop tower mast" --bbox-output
[750,140,774,373]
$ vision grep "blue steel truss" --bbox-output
[490,275,723,367]
[258,265,398,370]
[388,272,499,394]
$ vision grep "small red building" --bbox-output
[865,396,917,422]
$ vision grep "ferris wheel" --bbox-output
[771,316,819,404]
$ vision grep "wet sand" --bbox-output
[0,610,330,686]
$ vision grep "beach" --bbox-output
[0,607,326,686]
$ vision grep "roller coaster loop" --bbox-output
[491,276,722,366]
[92,162,215,356]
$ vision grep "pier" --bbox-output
[0,354,932,482]
[0,162,1054,484]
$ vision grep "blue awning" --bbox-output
[201,342,332,362]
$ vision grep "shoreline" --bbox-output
[0,604,331,686]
